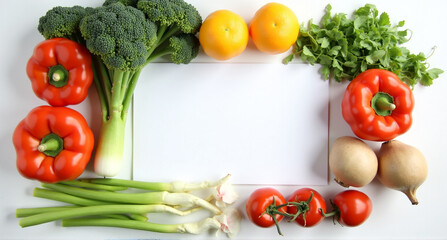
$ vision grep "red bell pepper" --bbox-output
[342,69,414,141]
[12,106,94,183]
[26,38,93,107]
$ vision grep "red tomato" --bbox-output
[246,188,287,234]
[287,188,326,227]
[332,190,372,227]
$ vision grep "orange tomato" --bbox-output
[199,10,249,60]
[249,2,299,54]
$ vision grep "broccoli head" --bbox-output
[38,6,89,41]
[137,0,202,35]
[79,2,157,70]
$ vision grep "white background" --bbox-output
[1,0,447,239]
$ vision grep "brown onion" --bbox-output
[329,136,378,188]
[377,140,428,205]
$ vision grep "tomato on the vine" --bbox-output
[287,188,326,227]
[323,190,372,227]
[246,188,287,235]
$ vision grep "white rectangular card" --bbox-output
[133,63,328,185]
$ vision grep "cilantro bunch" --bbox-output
[284,4,443,87]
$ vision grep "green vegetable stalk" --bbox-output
[284,4,443,87]
[16,176,241,237]
[84,173,231,192]
[37,0,202,176]
[41,183,222,214]
[32,187,149,221]
[62,216,222,234]
[18,204,200,227]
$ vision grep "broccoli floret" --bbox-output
[136,0,201,65]
[38,6,89,42]
[168,34,200,64]
[149,33,199,64]
[103,0,139,7]
[137,0,202,38]
[79,2,157,70]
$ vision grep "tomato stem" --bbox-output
[260,197,286,236]
[319,200,341,225]
[319,208,338,218]
[286,191,314,226]
[260,192,318,234]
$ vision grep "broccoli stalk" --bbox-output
[79,1,201,177]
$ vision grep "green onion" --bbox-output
[34,188,112,206]
[33,188,147,221]
[16,176,239,237]
[85,174,231,192]
[18,204,196,227]
[16,206,132,220]
[59,180,128,191]
[16,206,77,218]
[41,183,221,214]
[64,218,180,233]
[62,217,221,234]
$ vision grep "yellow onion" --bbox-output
[329,136,378,188]
[377,140,428,205]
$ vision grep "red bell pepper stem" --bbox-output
[38,133,64,157]
[376,97,396,111]
[48,65,69,88]
[371,92,396,116]
[38,136,60,152]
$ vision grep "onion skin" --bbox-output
[377,140,428,205]
[329,136,378,188]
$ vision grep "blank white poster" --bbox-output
[133,63,328,185]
